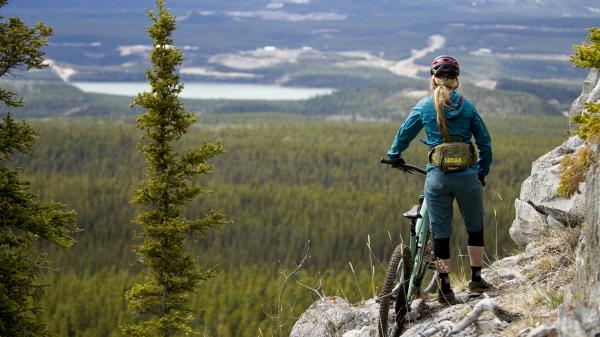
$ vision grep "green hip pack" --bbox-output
[428,142,477,173]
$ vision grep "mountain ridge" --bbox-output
[4,0,590,83]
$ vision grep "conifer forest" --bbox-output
[15,115,566,337]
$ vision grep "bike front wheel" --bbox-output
[377,244,412,337]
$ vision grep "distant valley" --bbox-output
[5,0,594,87]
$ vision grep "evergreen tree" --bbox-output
[0,1,79,336]
[571,28,600,119]
[123,1,227,336]
[572,28,600,69]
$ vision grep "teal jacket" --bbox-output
[387,91,492,177]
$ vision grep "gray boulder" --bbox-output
[519,136,585,222]
[557,302,600,337]
[509,136,585,245]
[289,297,378,337]
[509,199,566,246]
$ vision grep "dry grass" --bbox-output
[450,246,472,292]
[558,106,599,198]
[495,227,579,336]
[450,267,470,293]
[558,144,595,197]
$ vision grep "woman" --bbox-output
[386,55,493,305]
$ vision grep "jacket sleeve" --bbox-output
[471,108,492,177]
[387,107,423,159]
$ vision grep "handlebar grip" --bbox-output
[380,157,427,175]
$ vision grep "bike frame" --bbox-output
[385,197,431,335]
[406,199,430,301]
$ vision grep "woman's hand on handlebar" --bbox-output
[386,157,405,168]
[380,157,427,176]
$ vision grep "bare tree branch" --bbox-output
[297,277,325,301]
[262,241,311,337]
[418,295,520,337]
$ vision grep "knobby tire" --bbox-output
[378,244,412,337]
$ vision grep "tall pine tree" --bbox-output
[123,1,227,336]
[0,1,79,336]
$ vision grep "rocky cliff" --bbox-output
[557,70,600,337]
[289,70,600,337]
[557,140,600,337]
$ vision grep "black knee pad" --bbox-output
[467,230,484,246]
[433,238,451,259]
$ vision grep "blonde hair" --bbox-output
[431,76,460,142]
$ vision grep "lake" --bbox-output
[71,81,334,100]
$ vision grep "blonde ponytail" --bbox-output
[431,76,459,142]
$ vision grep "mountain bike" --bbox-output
[377,159,438,337]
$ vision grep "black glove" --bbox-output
[389,157,405,168]
[478,175,486,187]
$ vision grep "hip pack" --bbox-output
[428,142,476,173]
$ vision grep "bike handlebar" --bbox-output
[380,158,427,176]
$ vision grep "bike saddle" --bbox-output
[402,204,421,219]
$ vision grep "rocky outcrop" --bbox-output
[510,67,600,248]
[554,67,600,337]
[509,136,585,246]
[290,291,519,337]
[571,143,600,304]
[556,143,600,337]
[570,69,600,120]
[558,302,600,337]
[512,68,600,337]
[290,298,378,337]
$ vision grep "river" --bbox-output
[71,81,334,100]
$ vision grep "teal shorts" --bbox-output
[424,169,484,239]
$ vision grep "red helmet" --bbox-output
[430,55,460,78]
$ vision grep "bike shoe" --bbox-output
[437,289,457,306]
[468,279,494,294]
